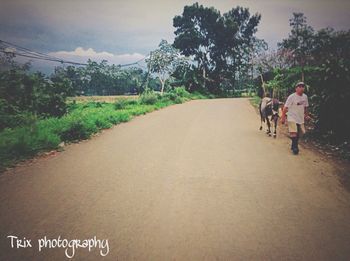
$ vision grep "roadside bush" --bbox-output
[140,91,158,105]
[0,125,61,168]
[59,120,92,141]
[114,99,129,110]
[114,98,138,110]
[0,89,208,171]
[94,117,112,129]
[107,111,131,124]
[191,91,207,99]
[0,99,38,130]
[31,127,61,152]
[161,87,191,103]
[126,99,138,106]
[162,92,177,101]
[174,96,184,104]
[82,101,106,109]
[66,100,78,113]
[173,86,191,98]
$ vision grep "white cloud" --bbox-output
[48,47,145,66]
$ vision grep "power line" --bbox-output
[119,56,148,67]
[0,40,67,61]
[0,40,88,66]
[0,50,87,66]
[0,39,149,68]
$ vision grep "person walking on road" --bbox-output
[281,82,310,155]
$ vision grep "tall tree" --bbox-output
[146,39,188,94]
[173,3,221,91]
[173,3,261,94]
[278,12,314,81]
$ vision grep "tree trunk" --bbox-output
[145,63,151,91]
[202,66,206,90]
[260,74,266,95]
[160,79,165,95]
[301,66,305,82]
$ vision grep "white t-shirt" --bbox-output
[285,93,309,124]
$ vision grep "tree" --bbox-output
[278,12,314,81]
[307,29,350,139]
[173,3,261,94]
[221,7,261,90]
[146,39,188,94]
[173,3,221,91]
[253,48,293,96]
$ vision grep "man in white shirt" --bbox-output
[281,82,310,155]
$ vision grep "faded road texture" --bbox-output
[1,98,350,260]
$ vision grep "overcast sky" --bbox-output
[0,0,349,69]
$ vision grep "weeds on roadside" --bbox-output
[0,87,209,171]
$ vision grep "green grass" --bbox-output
[0,87,210,172]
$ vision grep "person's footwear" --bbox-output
[292,147,299,155]
[291,136,300,154]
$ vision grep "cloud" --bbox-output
[12,47,147,75]
[1,0,349,59]
[48,47,145,65]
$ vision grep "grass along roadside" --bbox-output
[0,88,208,172]
[67,95,139,103]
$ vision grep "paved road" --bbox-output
[1,98,350,260]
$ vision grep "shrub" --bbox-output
[95,102,103,108]
[140,91,158,105]
[94,117,112,129]
[173,86,190,98]
[82,101,105,109]
[114,98,138,110]
[114,99,129,110]
[0,125,61,167]
[59,120,91,141]
[161,87,191,103]
[174,96,184,104]
[126,99,138,106]
[162,92,177,101]
[31,127,61,152]
[0,99,38,130]
[191,92,207,99]
[107,112,131,124]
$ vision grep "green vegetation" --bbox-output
[0,67,73,130]
[255,12,350,144]
[1,3,349,171]
[249,96,261,108]
[172,3,262,95]
[0,87,207,171]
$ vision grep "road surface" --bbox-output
[1,98,350,260]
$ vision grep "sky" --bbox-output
[0,0,349,72]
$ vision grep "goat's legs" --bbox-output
[273,116,278,138]
[259,102,263,131]
[266,118,271,136]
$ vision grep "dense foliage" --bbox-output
[172,2,263,95]
[0,56,162,130]
[257,13,350,141]
[0,61,73,130]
